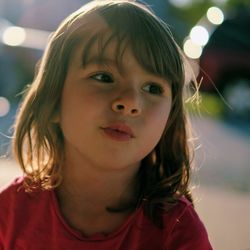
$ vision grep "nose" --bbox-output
[111,89,142,116]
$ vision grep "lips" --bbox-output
[101,123,135,141]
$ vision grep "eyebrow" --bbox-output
[83,57,117,67]
[82,55,125,74]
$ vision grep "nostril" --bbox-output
[116,104,124,110]
[112,102,141,116]
[131,109,138,114]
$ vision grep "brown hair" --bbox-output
[13,0,196,226]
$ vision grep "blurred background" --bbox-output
[0,0,250,249]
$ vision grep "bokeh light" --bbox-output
[2,26,26,46]
[21,28,50,50]
[183,39,202,59]
[0,97,10,117]
[207,6,224,25]
[190,25,209,46]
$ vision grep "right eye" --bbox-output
[90,72,113,83]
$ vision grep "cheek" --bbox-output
[148,99,171,130]
[142,99,172,147]
[135,105,170,161]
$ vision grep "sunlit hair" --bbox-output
[13,0,197,226]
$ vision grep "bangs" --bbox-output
[78,2,183,85]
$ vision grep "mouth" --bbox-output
[101,123,135,141]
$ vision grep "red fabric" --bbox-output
[0,178,212,249]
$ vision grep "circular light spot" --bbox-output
[190,26,209,46]
[207,6,224,25]
[2,26,26,46]
[183,39,202,59]
[0,97,10,117]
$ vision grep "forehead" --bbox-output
[66,8,179,83]
[67,12,133,69]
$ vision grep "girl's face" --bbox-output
[59,36,172,171]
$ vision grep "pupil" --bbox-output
[150,85,159,93]
[102,74,111,82]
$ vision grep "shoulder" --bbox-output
[0,177,24,201]
[162,197,213,250]
[0,177,26,237]
[0,177,29,216]
[0,177,52,221]
[0,176,51,206]
[0,177,52,233]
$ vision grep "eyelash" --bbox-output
[142,83,164,95]
[90,72,165,96]
[90,72,113,83]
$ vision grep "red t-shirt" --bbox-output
[0,178,212,249]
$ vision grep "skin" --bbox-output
[56,18,172,236]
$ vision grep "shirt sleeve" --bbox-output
[164,202,213,250]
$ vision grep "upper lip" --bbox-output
[102,123,135,138]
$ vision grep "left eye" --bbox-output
[142,83,164,95]
[90,72,113,83]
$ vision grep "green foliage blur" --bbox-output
[170,0,250,34]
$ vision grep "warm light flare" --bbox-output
[207,6,224,25]
[190,25,209,46]
[183,39,202,59]
[0,97,10,117]
[2,26,26,46]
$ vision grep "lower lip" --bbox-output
[101,128,133,142]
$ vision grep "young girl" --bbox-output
[0,0,212,249]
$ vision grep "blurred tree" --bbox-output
[169,0,214,29]
[226,0,250,8]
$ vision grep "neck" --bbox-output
[55,153,141,236]
[56,152,141,217]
